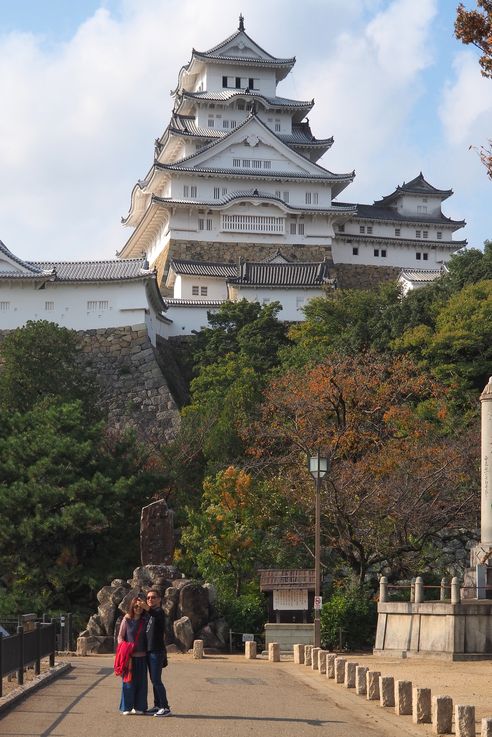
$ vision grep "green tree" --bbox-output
[0,320,94,414]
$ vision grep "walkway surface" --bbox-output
[0,653,435,737]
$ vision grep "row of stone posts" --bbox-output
[379,576,461,603]
[288,644,491,737]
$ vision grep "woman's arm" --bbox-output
[117,617,128,644]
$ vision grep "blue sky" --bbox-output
[0,0,490,262]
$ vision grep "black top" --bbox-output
[146,607,166,653]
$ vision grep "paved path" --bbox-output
[0,654,429,737]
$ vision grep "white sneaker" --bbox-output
[122,711,131,715]
[154,707,172,717]
[132,709,144,715]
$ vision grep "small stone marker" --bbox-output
[268,642,280,662]
[318,650,327,674]
[311,647,320,670]
[432,695,453,735]
[326,653,336,678]
[245,641,256,659]
[379,675,395,707]
[366,670,381,700]
[334,657,346,684]
[193,639,204,659]
[455,705,476,737]
[304,645,313,666]
[482,718,492,737]
[413,687,431,724]
[293,643,304,664]
[344,661,358,688]
[355,666,368,695]
[76,637,87,656]
[395,680,412,715]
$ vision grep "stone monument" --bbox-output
[140,499,175,565]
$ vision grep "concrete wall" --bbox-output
[264,623,314,650]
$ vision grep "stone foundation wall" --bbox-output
[0,325,181,446]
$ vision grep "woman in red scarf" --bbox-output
[117,596,148,715]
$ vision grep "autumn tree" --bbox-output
[250,352,479,583]
[455,1,492,177]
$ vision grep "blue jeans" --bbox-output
[120,656,148,712]
[146,651,169,709]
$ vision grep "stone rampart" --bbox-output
[0,325,181,446]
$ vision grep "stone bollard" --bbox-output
[245,641,256,660]
[395,680,413,716]
[356,666,368,695]
[311,647,320,670]
[293,643,305,665]
[432,695,453,735]
[344,661,358,688]
[366,671,381,700]
[379,576,388,603]
[482,718,492,737]
[304,645,313,666]
[415,576,424,604]
[318,650,327,674]
[413,687,432,724]
[380,676,395,707]
[76,637,87,656]
[335,657,346,684]
[440,577,449,601]
[193,639,204,659]
[326,653,336,678]
[268,642,280,662]
[451,577,461,604]
[455,705,476,737]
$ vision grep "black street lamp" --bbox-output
[308,451,329,648]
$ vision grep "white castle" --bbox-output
[0,16,466,339]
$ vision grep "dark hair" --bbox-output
[146,588,161,599]
[128,597,144,619]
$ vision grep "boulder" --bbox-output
[211,618,229,646]
[203,582,217,605]
[119,588,140,614]
[140,499,175,565]
[86,614,105,637]
[195,624,224,650]
[173,616,194,651]
[97,600,116,636]
[78,635,114,654]
[111,579,129,588]
[172,578,192,590]
[162,588,178,618]
[111,585,130,607]
[131,564,181,592]
[178,583,210,632]
[97,586,114,604]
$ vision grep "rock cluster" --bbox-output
[77,564,228,654]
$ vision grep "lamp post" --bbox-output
[308,451,329,648]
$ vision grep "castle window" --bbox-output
[223,120,229,129]
[290,223,297,235]
[207,118,214,127]
[423,230,428,239]
[337,224,345,233]
[275,123,281,132]
[252,160,262,169]
[0,301,10,311]
[45,301,54,311]
[305,193,311,204]
[222,187,228,196]
[214,187,220,199]
[233,158,240,167]
[381,249,387,257]
[416,230,421,238]
[249,78,259,90]
[198,218,204,230]
[275,190,281,198]
[298,223,304,235]
[417,205,428,213]
[367,225,373,234]
[423,252,428,260]
[222,76,228,88]
[283,191,289,203]
[374,249,379,257]
[192,286,199,295]
[183,185,189,197]
[206,218,213,230]
[242,159,251,168]
[313,193,318,204]
[263,160,271,169]
[190,186,197,198]
[87,300,108,311]
[437,231,442,240]
[395,228,400,236]
[416,252,421,260]
[230,120,237,128]
[200,286,208,296]
[352,247,359,256]
[360,225,365,234]
[222,214,284,234]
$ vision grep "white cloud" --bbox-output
[440,50,492,145]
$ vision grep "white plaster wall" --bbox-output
[174,274,228,300]
[341,220,455,241]
[165,304,222,336]
[205,64,277,97]
[397,194,442,217]
[331,239,456,268]
[0,280,150,332]
[235,286,323,321]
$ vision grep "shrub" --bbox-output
[216,590,267,635]
[320,583,377,650]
